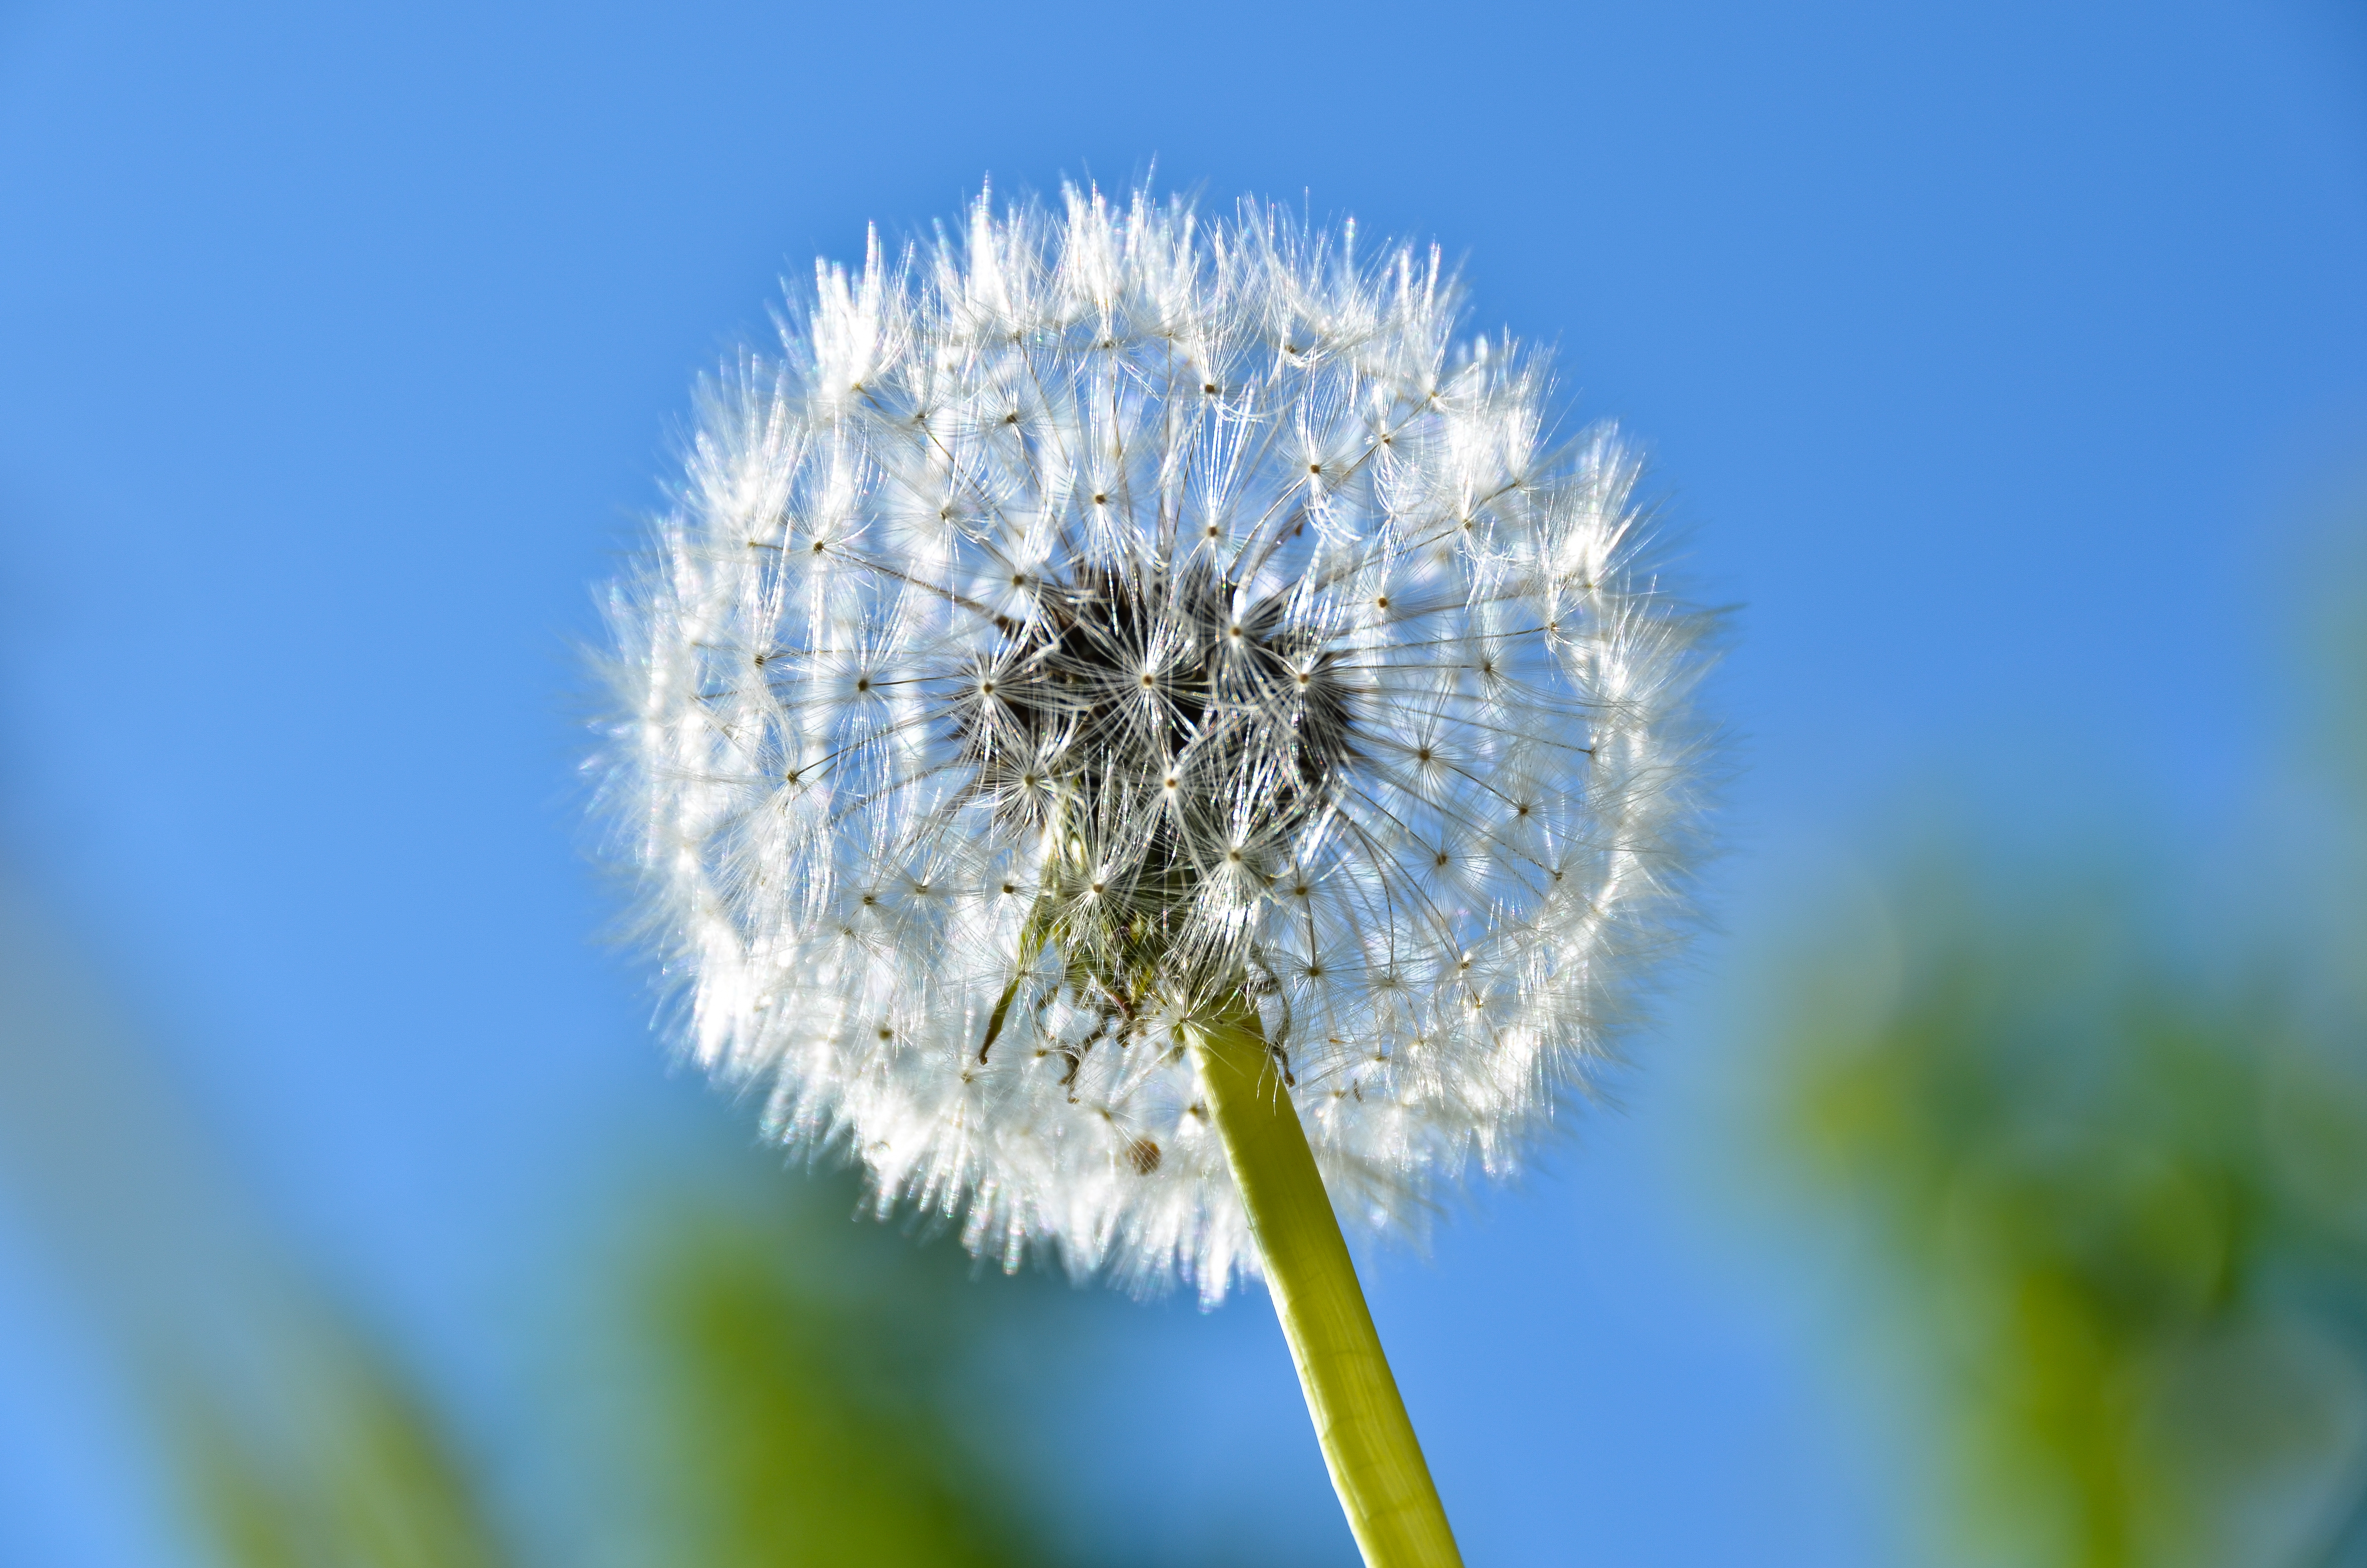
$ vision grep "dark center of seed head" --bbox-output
[957,563,1353,906]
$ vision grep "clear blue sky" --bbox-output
[1,1,2361,1563]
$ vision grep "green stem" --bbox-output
[1192,999,1463,1568]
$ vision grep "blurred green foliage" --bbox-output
[160,1170,1089,1568]
[1775,870,2367,1567]
[0,874,1096,1568]
[142,1180,1083,1568]
[1763,531,2367,1568]
[609,1179,1074,1568]
[168,1347,509,1568]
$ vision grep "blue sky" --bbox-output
[1,1,2361,1562]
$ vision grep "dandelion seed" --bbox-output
[603,175,1715,1288]
[598,181,1718,1567]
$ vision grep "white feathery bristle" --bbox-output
[598,183,1718,1301]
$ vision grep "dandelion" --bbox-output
[600,182,1717,1566]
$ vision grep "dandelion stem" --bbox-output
[1193,1000,1462,1568]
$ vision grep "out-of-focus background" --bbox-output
[2,2,2362,1564]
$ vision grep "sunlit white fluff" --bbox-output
[600,183,1717,1300]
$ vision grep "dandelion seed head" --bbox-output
[600,183,1718,1300]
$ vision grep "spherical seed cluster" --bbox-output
[603,185,1717,1298]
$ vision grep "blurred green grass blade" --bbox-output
[0,878,521,1568]
[1763,863,2367,1568]
[157,1315,516,1568]
[171,1342,512,1568]
[630,1198,1057,1568]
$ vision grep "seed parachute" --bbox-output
[600,183,1717,1300]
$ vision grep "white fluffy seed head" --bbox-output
[597,183,1719,1300]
